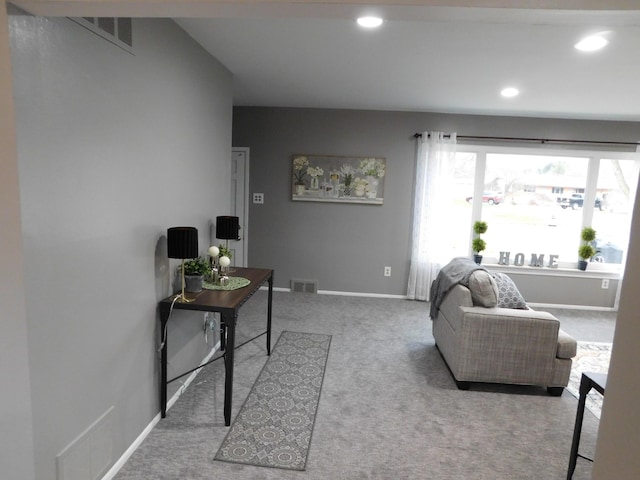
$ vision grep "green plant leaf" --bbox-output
[578,244,596,260]
[181,257,210,276]
[581,226,596,242]
[473,221,488,235]
[472,237,486,253]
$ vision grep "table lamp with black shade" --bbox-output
[216,216,240,274]
[167,226,198,303]
[216,215,240,253]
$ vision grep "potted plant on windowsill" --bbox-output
[182,257,210,292]
[472,221,488,264]
[578,226,597,271]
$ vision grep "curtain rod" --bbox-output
[413,133,640,147]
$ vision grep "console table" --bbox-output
[158,267,273,426]
[567,371,607,479]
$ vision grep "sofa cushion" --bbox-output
[467,270,498,307]
[492,272,528,309]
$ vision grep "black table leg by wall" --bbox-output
[567,371,607,479]
[159,302,170,418]
[222,312,236,426]
[267,273,273,354]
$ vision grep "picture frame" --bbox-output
[292,154,386,204]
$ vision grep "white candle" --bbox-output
[219,256,231,267]
[208,246,220,257]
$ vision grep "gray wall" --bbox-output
[503,271,619,307]
[0,4,35,479]
[593,172,640,477]
[9,14,232,480]
[233,106,640,307]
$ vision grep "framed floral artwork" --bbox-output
[292,154,386,204]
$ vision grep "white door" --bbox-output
[231,148,249,267]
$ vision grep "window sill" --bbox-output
[483,263,621,279]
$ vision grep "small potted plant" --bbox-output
[181,257,210,292]
[472,221,488,264]
[218,244,232,260]
[578,226,597,271]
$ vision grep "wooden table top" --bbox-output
[159,267,273,314]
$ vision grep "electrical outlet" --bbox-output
[384,266,391,277]
[601,278,609,289]
[253,193,264,204]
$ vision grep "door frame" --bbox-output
[231,147,250,267]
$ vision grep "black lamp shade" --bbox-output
[216,216,240,240]
[167,227,198,259]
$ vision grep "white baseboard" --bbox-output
[102,342,220,480]
[528,302,617,312]
[317,289,407,299]
[101,411,160,480]
[265,286,615,307]
[261,285,407,299]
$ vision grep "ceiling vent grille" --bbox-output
[70,17,133,53]
[290,279,318,294]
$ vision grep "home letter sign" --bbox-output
[498,251,559,268]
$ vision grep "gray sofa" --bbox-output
[432,269,577,395]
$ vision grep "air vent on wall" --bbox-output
[69,17,133,53]
[291,279,318,294]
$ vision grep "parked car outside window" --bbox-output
[591,238,623,264]
[465,191,504,205]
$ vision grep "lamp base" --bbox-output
[171,293,194,303]
[173,260,194,302]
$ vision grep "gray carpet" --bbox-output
[214,331,331,470]
[114,291,612,480]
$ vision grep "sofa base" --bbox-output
[455,380,470,390]
[436,342,566,396]
[547,386,564,397]
[455,376,565,396]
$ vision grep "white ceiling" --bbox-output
[174,5,640,121]
[13,1,640,121]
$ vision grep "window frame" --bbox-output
[459,143,640,274]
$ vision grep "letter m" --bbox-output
[529,254,545,267]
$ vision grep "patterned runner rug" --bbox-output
[566,341,611,419]
[214,331,331,470]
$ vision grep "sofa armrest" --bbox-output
[438,284,473,332]
[454,306,561,384]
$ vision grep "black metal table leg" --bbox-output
[220,321,226,352]
[267,272,273,355]
[567,372,607,479]
[159,303,171,418]
[223,312,237,426]
[567,376,589,478]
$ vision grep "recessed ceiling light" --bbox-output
[575,35,608,52]
[357,16,384,28]
[501,87,519,98]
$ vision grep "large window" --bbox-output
[591,159,640,264]
[455,146,639,270]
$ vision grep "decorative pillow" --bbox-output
[491,272,528,309]
[467,270,498,307]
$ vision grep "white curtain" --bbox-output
[407,131,457,301]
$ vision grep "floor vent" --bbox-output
[291,279,318,294]
[56,407,114,480]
